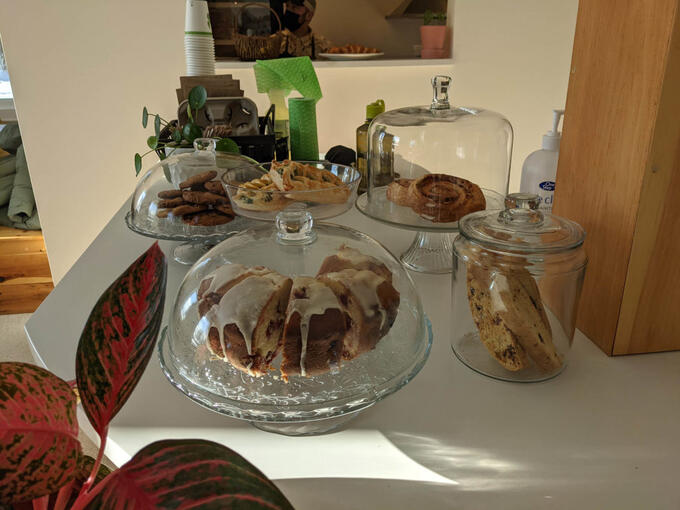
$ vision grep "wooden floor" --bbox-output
[0,226,53,314]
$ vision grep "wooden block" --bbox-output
[553,0,680,355]
[179,75,244,99]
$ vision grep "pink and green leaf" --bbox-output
[0,362,81,504]
[75,242,167,437]
[80,440,294,509]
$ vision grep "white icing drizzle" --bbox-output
[325,269,387,329]
[336,245,373,266]
[206,264,270,295]
[207,273,285,356]
[287,278,341,376]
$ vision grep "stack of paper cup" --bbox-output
[185,0,215,76]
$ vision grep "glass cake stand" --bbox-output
[126,139,257,264]
[357,75,513,274]
[158,162,433,435]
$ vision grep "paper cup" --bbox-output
[185,0,212,36]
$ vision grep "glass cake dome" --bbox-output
[126,139,258,264]
[159,207,433,436]
[356,75,513,273]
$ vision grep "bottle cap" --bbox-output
[366,99,385,120]
[542,109,565,151]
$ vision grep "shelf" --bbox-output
[216,58,452,69]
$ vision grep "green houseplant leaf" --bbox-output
[188,85,208,111]
[183,123,203,144]
[154,115,161,138]
[216,137,241,154]
[134,153,142,176]
[75,242,167,455]
[0,362,81,504]
[146,136,158,150]
[79,440,294,510]
[141,107,149,129]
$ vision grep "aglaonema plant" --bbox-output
[0,242,294,509]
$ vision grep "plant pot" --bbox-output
[420,25,450,58]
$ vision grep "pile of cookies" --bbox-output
[156,171,236,226]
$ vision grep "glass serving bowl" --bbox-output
[357,75,513,274]
[159,208,432,436]
[126,139,257,264]
[222,161,361,221]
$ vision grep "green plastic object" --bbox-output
[366,99,385,120]
[254,57,322,101]
[289,97,319,161]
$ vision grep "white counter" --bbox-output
[25,198,680,509]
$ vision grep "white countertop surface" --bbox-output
[25,198,680,509]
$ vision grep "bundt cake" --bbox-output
[197,246,400,379]
[280,277,348,380]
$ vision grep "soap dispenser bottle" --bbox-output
[520,109,565,211]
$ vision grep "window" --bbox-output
[0,38,12,100]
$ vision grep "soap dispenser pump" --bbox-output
[520,109,565,211]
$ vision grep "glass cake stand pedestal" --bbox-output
[356,190,505,274]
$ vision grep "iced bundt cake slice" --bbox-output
[199,265,293,377]
[317,269,399,360]
[280,277,348,380]
[317,245,393,283]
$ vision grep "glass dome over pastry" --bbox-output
[357,75,512,273]
[126,139,257,263]
[159,206,432,436]
[222,161,361,221]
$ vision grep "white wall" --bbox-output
[452,0,578,190]
[0,0,577,283]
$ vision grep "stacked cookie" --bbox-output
[156,171,235,226]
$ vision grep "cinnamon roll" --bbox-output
[407,174,486,223]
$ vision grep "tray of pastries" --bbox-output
[319,45,384,60]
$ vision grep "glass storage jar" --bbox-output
[451,193,587,382]
[357,75,513,273]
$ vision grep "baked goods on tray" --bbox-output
[155,170,236,226]
[386,174,486,223]
[233,160,350,212]
[197,246,400,379]
[466,263,562,372]
[328,44,380,54]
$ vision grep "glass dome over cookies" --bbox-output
[126,139,258,264]
[356,75,513,273]
[159,206,432,436]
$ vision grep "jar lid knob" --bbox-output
[431,75,452,111]
[499,193,544,225]
[193,138,217,153]
[275,204,317,245]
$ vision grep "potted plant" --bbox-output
[0,243,294,509]
[420,10,450,59]
[134,85,239,176]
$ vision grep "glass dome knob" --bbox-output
[499,193,544,225]
[431,75,452,111]
[275,204,317,245]
[193,138,217,153]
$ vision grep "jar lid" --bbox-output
[459,193,585,254]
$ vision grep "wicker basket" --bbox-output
[233,3,283,61]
